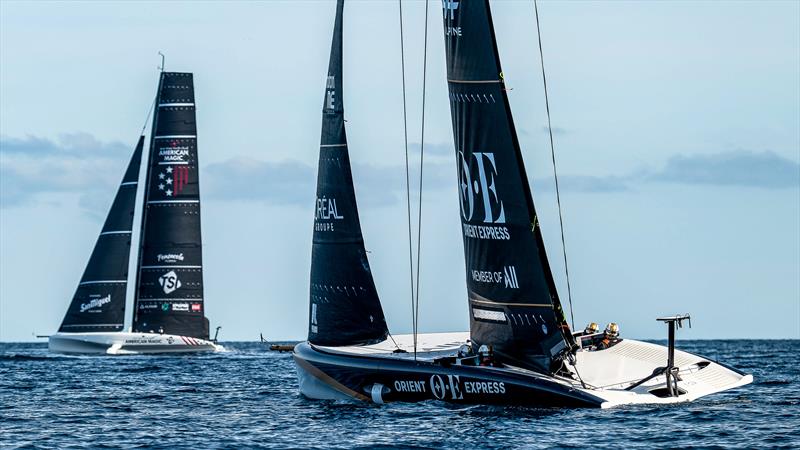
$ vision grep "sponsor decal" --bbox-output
[394,380,427,393]
[428,374,505,400]
[191,303,202,312]
[459,151,509,241]
[464,381,506,395]
[167,336,174,344]
[325,75,336,110]
[442,1,462,36]
[158,270,182,294]
[158,140,190,163]
[124,337,162,344]
[156,165,189,197]
[172,303,189,312]
[79,294,111,313]
[470,266,518,289]
[139,302,159,310]
[315,197,343,231]
[161,303,170,311]
[503,266,519,289]
[459,151,505,224]
[157,253,185,263]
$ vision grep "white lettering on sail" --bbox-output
[157,253,185,263]
[442,1,462,36]
[80,294,111,313]
[326,75,336,110]
[316,197,344,221]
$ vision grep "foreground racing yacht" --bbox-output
[293,0,751,407]
[49,71,223,355]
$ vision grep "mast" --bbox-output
[132,72,209,339]
[307,0,389,346]
[58,137,144,333]
[441,0,573,372]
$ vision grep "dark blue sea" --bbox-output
[1,340,797,449]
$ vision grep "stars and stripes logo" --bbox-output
[157,166,190,197]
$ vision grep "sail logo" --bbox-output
[442,1,462,36]
[172,303,189,312]
[442,1,459,20]
[158,143,190,163]
[80,294,111,313]
[158,271,182,294]
[157,253,185,263]
[326,75,336,110]
[315,197,343,231]
[430,374,505,400]
[458,151,506,224]
[157,166,189,197]
[503,266,519,289]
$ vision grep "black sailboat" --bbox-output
[293,0,751,407]
[50,70,222,354]
[133,72,210,341]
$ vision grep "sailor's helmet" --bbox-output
[605,322,620,338]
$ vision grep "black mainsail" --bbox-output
[133,72,209,339]
[58,137,144,333]
[442,0,573,372]
[307,0,389,346]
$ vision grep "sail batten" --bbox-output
[442,0,572,372]
[133,72,209,339]
[58,137,144,333]
[307,0,389,346]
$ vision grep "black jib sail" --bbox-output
[441,0,573,372]
[133,72,209,339]
[307,0,389,346]
[58,137,144,333]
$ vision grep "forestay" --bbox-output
[133,72,209,339]
[307,0,389,346]
[441,0,573,372]
[59,137,144,333]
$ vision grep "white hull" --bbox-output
[48,331,225,355]
[296,332,752,408]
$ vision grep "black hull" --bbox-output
[293,342,605,408]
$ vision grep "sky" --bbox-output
[1,0,798,342]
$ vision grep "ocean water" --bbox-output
[1,340,797,449]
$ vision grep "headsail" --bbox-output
[307,0,389,346]
[58,137,144,333]
[441,0,573,372]
[133,72,209,339]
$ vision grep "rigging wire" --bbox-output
[138,52,165,136]
[533,0,576,331]
[397,0,418,358]
[413,0,430,359]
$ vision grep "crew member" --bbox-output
[478,344,495,367]
[594,323,621,350]
[580,322,600,348]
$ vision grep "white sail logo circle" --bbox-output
[159,270,182,294]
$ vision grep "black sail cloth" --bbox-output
[58,137,144,333]
[308,0,389,346]
[442,0,573,372]
[133,72,209,339]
